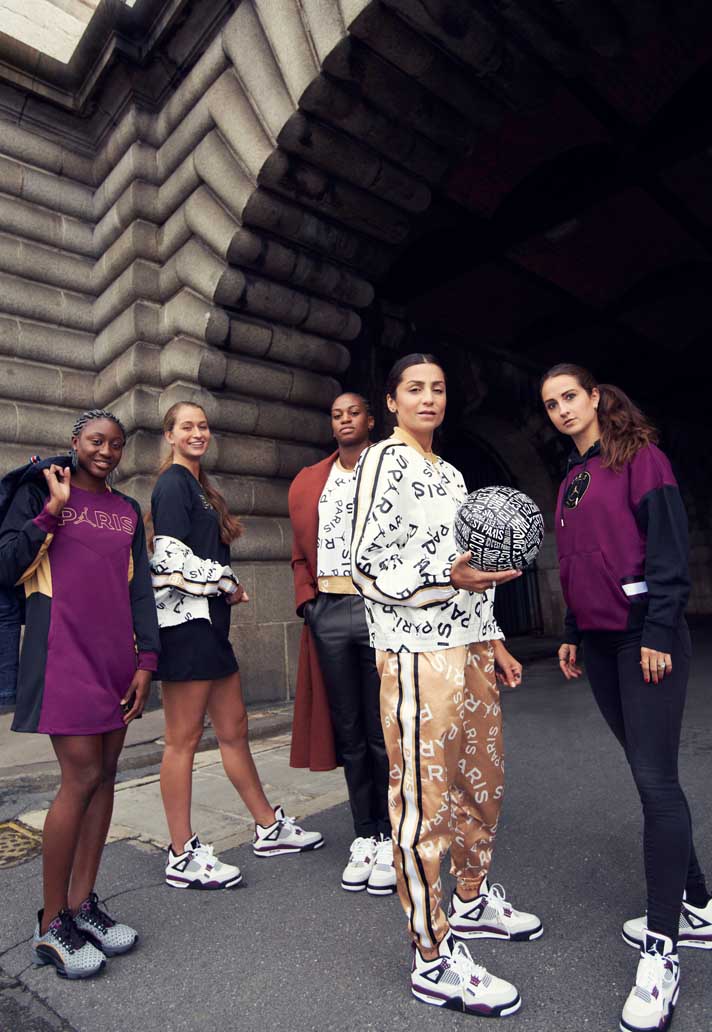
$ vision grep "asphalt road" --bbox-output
[1,636,710,1032]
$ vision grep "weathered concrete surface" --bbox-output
[0,632,710,1031]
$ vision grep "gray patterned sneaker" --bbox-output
[165,835,243,889]
[253,806,324,857]
[74,893,137,956]
[32,909,106,979]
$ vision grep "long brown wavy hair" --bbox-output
[540,363,658,473]
[146,402,243,549]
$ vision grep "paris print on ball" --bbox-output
[454,485,544,572]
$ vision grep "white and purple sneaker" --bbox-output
[448,878,542,941]
[253,806,323,858]
[367,835,396,896]
[411,933,521,1016]
[620,931,680,1032]
[165,835,242,889]
[341,836,376,891]
[623,895,712,951]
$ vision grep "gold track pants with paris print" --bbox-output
[377,643,503,951]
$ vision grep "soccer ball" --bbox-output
[453,486,544,572]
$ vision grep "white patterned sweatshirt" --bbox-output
[317,460,355,578]
[351,428,503,653]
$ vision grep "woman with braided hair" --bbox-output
[0,409,160,979]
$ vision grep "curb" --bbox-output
[0,703,295,794]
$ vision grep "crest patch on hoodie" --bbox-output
[564,470,591,509]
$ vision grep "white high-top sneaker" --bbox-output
[341,836,376,891]
[448,878,543,941]
[367,834,396,896]
[253,805,324,857]
[411,933,521,1016]
[165,835,242,889]
[623,895,712,950]
[620,931,680,1032]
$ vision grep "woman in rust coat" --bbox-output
[289,393,394,896]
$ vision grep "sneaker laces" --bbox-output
[192,841,216,863]
[277,811,299,832]
[375,837,393,865]
[52,910,88,953]
[80,892,115,931]
[349,837,375,863]
[484,882,513,919]
[634,952,675,1003]
[449,941,488,990]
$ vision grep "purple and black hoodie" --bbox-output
[555,442,689,653]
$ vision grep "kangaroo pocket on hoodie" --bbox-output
[559,550,632,631]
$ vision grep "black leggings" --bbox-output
[583,620,706,943]
[306,592,389,839]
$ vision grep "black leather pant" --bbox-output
[305,593,389,838]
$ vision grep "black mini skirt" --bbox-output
[157,618,239,682]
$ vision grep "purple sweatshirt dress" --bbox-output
[0,476,160,735]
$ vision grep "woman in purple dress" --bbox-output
[0,409,160,980]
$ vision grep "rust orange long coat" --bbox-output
[288,451,339,771]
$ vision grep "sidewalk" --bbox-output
[17,733,348,856]
[0,702,296,792]
[0,634,559,786]
[1,632,709,1032]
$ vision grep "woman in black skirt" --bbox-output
[150,402,323,889]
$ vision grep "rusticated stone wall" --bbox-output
[2,0,641,696]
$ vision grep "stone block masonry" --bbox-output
[0,0,587,695]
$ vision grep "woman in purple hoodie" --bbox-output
[541,364,710,1032]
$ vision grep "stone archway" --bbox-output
[462,414,564,636]
[0,0,657,695]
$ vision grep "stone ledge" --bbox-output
[0,700,296,793]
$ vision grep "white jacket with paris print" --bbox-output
[351,428,503,653]
[150,535,237,628]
